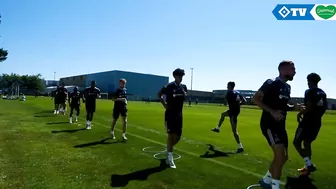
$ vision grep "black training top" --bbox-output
[84,87,100,104]
[114,88,127,109]
[56,87,68,99]
[304,87,327,119]
[161,82,188,113]
[226,90,241,111]
[69,91,82,106]
[259,77,291,123]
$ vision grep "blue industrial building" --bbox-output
[60,70,169,100]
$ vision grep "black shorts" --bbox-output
[70,104,80,111]
[113,108,127,119]
[226,109,240,121]
[85,103,96,113]
[260,120,288,148]
[294,118,321,142]
[165,111,183,136]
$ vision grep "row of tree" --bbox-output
[0,73,45,91]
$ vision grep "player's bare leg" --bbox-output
[230,118,243,153]
[212,111,228,133]
[269,145,287,189]
[166,132,181,169]
[69,107,74,123]
[110,118,117,139]
[121,116,127,140]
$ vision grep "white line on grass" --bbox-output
[91,121,285,185]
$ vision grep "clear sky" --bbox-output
[1,0,335,98]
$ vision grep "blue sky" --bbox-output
[1,0,335,98]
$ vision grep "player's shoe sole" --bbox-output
[258,179,271,189]
[298,165,316,175]
[211,128,220,133]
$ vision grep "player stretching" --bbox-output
[58,83,68,115]
[211,81,246,153]
[68,87,83,123]
[110,78,128,140]
[83,81,101,129]
[158,68,187,169]
[253,61,296,189]
[293,73,327,175]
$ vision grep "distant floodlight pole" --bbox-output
[54,72,56,85]
[190,68,194,96]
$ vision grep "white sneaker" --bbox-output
[75,116,78,122]
[56,111,59,115]
[86,123,91,130]
[122,135,127,140]
[69,117,72,124]
[166,159,176,169]
[110,131,116,139]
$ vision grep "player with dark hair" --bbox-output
[68,87,83,124]
[110,78,128,140]
[253,60,296,189]
[158,68,187,168]
[211,81,246,153]
[57,82,68,115]
[293,73,327,175]
[83,81,101,129]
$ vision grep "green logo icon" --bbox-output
[315,5,336,19]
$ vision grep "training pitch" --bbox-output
[0,97,335,189]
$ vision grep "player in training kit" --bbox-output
[293,73,327,175]
[211,81,246,153]
[110,78,128,140]
[57,83,68,115]
[68,87,83,123]
[53,86,60,114]
[158,68,187,169]
[83,81,101,129]
[253,61,296,189]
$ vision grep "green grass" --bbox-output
[0,97,335,189]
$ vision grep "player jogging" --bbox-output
[158,68,187,169]
[53,86,60,114]
[253,60,296,189]
[57,83,68,115]
[293,73,327,175]
[68,87,83,124]
[83,81,101,130]
[110,78,128,140]
[211,81,246,153]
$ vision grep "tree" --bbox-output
[0,73,45,91]
[0,48,8,62]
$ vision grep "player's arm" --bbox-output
[183,85,188,98]
[68,93,71,104]
[253,79,275,113]
[96,88,101,98]
[239,93,247,104]
[158,85,168,109]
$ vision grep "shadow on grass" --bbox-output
[51,128,86,133]
[199,144,236,158]
[285,175,317,189]
[34,115,52,118]
[74,137,123,148]
[110,159,167,187]
[46,121,69,125]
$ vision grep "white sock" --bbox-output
[70,117,72,120]
[304,157,312,166]
[168,152,173,161]
[271,179,280,189]
[122,133,126,137]
[238,143,243,149]
[86,121,89,125]
[75,115,78,119]
[216,126,220,130]
[263,170,272,184]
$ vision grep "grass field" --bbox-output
[0,97,335,189]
